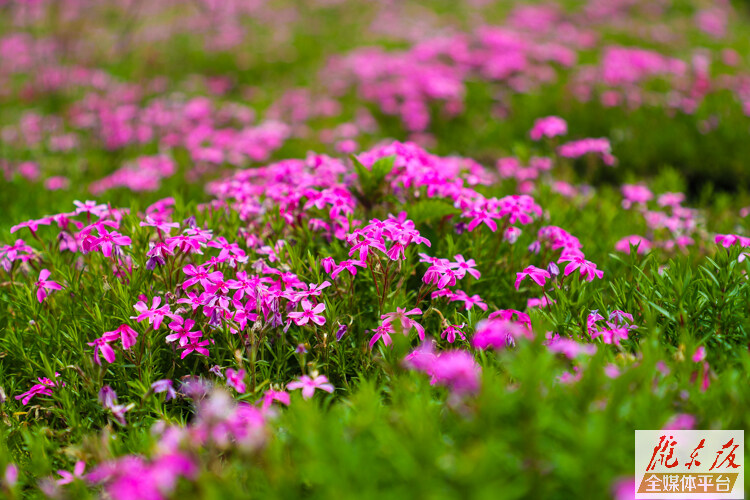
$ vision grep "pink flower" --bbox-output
[428,350,481,396]
[514,265,551,290]
[45,176,70,190]
[35,269,63,303]
[657,192,685,207]
[472,319,526,350]
[261,389,291,410]
[714,234,750,248]
[529,116,567,140]
[226,369,247,393]
[10,217,52,234]
[449,254,480,279]
[611,477,635,500]
[692,346,706,363]
[663,413,697,430]
[103,324,138,350]
[464,208,498,232]
[151,379,176,400]
[448,290,488,311]
[381,307,424,340]
[368,321,395,348]
[604,364,621,378]
[545,337,597,359]
[179,337,210,359]
[139,215,179,236]
[621,184,653,209]
[559,255,603,282]
[441,323,466,344]
[591,327,629,345]
[288,300,326,326]
[166,317,203,347]
[57,461,86,485]
[4,464,18,488]
[614,235,652,254]
[88,336,117,365]
[91,229,132,258]
[15,373,63,405]
[131,296,173,330]
[287,374,334,399]
[405,345,481,396]
[74,200,108,216]
[320,257,336,274]
[558,138,615,166]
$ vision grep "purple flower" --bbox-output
[151,379,176,401]
[335,322,348,341]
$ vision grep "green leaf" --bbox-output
[406,199,461,225]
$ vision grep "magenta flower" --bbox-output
[441,323,466,344]
[692,346,706,363]
[514,265,551,290]
[321,257,336,274]
[381,307,424,340]
[449,254,480,279]
[611,477,636,500]
[614,235,652,254]
[10,217,52,234]
[559,255,604,282]
[558,138,615,166]
[714,233,750,248]
[663,413,697,430]
[151,379,176,400]
[139,215,179,236]
[165,317,203,347]
[261,389,291,410]
[472,319,527,350]
[428,350,481,396]
[182,264,223,290]
[103,324,138,350]
[15,373,63,405]
[287,374,334,399]
[331,259,366,279]
[591,327,629,345]
[88,336,116,365]
[545,336,597,359]
[4,464,18,488]
[57,461,86,485]
[288,300,326,326]
[35,269,62,303]
[179,337,210,359]
[91,229,132,257]
[464,208,498,232]
[621,184,653,208]
[423,260,458,289]
[448,290,488,311]
[131,296,173,330]
[226,368,247,393]
[368,321,395,348]
[404,345,481,396]
[74,200,108,216]
[529,116,567,140]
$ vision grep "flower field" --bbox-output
[0,0,749,498]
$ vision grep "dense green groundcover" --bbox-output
[1,0,750,499]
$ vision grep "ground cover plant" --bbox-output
[1,0,750,498]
